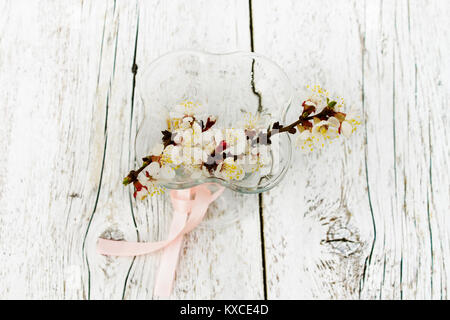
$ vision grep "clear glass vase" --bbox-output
[135,50,294,194]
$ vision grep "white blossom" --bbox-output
[217,157,244,181]
[341,121,353,138]
[160,165,176,180]
[327,116,340,128]
[223,129,246,155]
[297,129,312,142]
[134,186,148,200]
[238,112,271,130]
[340,110,361,138]
[151,143,164,156]
[191,147,204,164]
[140,179,164,197]
[146,162,160,179]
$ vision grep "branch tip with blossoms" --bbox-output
[124,86,360,199]
[268,99,343,137]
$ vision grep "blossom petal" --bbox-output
[341,121,353,138]
[298,130,312,141]
[160,165,176,179]
[147,162,161,178]
[328,116,340,128]
[151,143,164,156]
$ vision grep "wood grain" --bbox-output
[360,0,450,299]
[72,0,263,300]
[114,0,265,300]
[252,0,449,299]
[81,0,142,300]
[0,0,113,299]
[0,0,448,300]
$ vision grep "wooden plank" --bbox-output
[0,0,264,300]
[82,1,142,300]
[252,0,450,299]
[251,0,371,299]
[411,0,450,299]
[0,0,112,299]
[120,0,264,299]
[360,0,450,299]
[1,0,446,300]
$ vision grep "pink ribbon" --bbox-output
[97,183,225,297]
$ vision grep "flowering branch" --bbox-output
[123,86,360,199]
[268,100,344,137]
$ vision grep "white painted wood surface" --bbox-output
[0,0,448,299]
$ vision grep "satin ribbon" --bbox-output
[97,183,225,297]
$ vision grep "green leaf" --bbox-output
[328,101,337,109]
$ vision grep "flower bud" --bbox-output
[123,176,132,186]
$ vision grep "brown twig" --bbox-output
[267,105,342,138]
[124,102,343,186]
